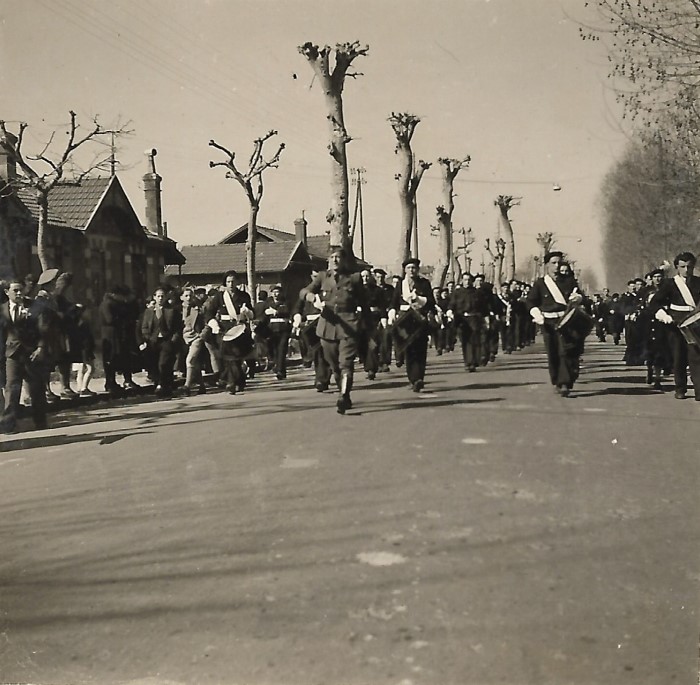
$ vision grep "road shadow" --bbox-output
[0,429,151,452]
[353,396,504,415]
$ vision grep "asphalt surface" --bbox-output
[1,339,699,685]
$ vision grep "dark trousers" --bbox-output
[269,328,290,378]
[378,324,392,368]
[320,335,358,396]
[541,322,581,388]
[500,320,514,353]
[314,346,331,386]
[404,331,429,384]
[147,338,177,390]
[431,326,446,354]
[459,316,484,369]
[2,354,49,430]
[667,326,700,396]
[360,320,381,373]
[445,320,457,351]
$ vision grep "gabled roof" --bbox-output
[218,223,295,245]
[47,177,112,228]
[164,241,311,277]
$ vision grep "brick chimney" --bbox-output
[0,131,17,182]
[143,148,163,236]
[294,216,307,245]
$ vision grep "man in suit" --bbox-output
[388,257,436,392]
[294,247,367,413]
[140,287,182,398]
[0,280,50,433]
[648,251,700,400]
[526,251,586,397]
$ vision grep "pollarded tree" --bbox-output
[209,131,285,295]
[494,195,520,282]
[298,41,369,253]
[388,112,431,272]
[485,237,506,287]
[0,112,129,270]
[434,156,470,287]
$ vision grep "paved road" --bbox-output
[1,340,698,685]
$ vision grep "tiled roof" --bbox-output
[217,223,292,244]
[164,242,311,276]
[13,177,111,229]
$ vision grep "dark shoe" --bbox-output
[276,373,285,381]
[436,350,443,356]
[182,386,192,397]
[61,388,78,399]
[367,371,376,380]
[559,387,570,397]
[226,384,236,395]
[46,391,60,404]
[412,379,424,393]
[0,421,19,434]
[653,381,663,392]
[197,384,207,395]
[468,365,476,373]
[336,395,351,414]
[489,354,496,362]
[675,390,687,400]
[122,381,140,390]
[396,360,404,368]
[315,382,329,392]
[645,368,653,385]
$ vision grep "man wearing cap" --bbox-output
[526,251,586,396]
[263,284,292,381]
[294,247,367,413]
[371,267,394,372]
[447,272,489,373]
[359,269,384,380]
[388,258,436,392]
[648,251,700,400]
[0,280,51,433]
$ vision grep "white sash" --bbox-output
[543,275,568,306]
[674,275,696,308]
[223,289,238,321]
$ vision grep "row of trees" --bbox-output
[583,0,700,286]
[1,40,524,292]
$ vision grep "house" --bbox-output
[0,145,184,308]
[165,217,371,303]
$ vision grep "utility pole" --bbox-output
[110,131,117,177]
[351,167,367,260]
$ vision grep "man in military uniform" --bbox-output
[372,268,394,372]
[294,247,367,414]
[526,251,586,397]
[264,284,292,380]
[648,251,700,400]
[388,257,436,392]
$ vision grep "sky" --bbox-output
[0,0,630,286]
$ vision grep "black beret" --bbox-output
[402,257,420,268]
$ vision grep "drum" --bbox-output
[299,319,322,355]
[555,307,594,343]
[391,307,427,353]
[221,323,254,358]
[679,310,700,346]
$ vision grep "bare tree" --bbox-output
[298,41,369,253]
[0,112,129,270]
[209,131,285,295]
[434,157,470,287]
[454,226,475,277]
[581,1,700,128]
[494,195,520,283]
[485,237,506,287]
[388,112,431,272]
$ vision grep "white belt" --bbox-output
[670,304,694,312]
[306,313,320,321]
[369,307,381,312]
[220,314,232,321]
[270,317,287,323]
[543,311,565,319]
[399,304,411,311]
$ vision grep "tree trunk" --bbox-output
[323,91,351,252]
[37,190,50,271]
[434,205,452,288]
[395,143,414,273]
[498,206,516,282]
[246,203,259,296]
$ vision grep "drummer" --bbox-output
[526,250,585,397]
[387,257,436,392]
[206,270,254,395]
[293,247,367,414]
[648,251,700,401]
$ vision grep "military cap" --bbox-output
[372,267,387,276]
[36,268,60,286]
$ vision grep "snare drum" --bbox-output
[221,324,255,358]
[391,308,427,353]
[679,310,700,347]
[555,307,594,343]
